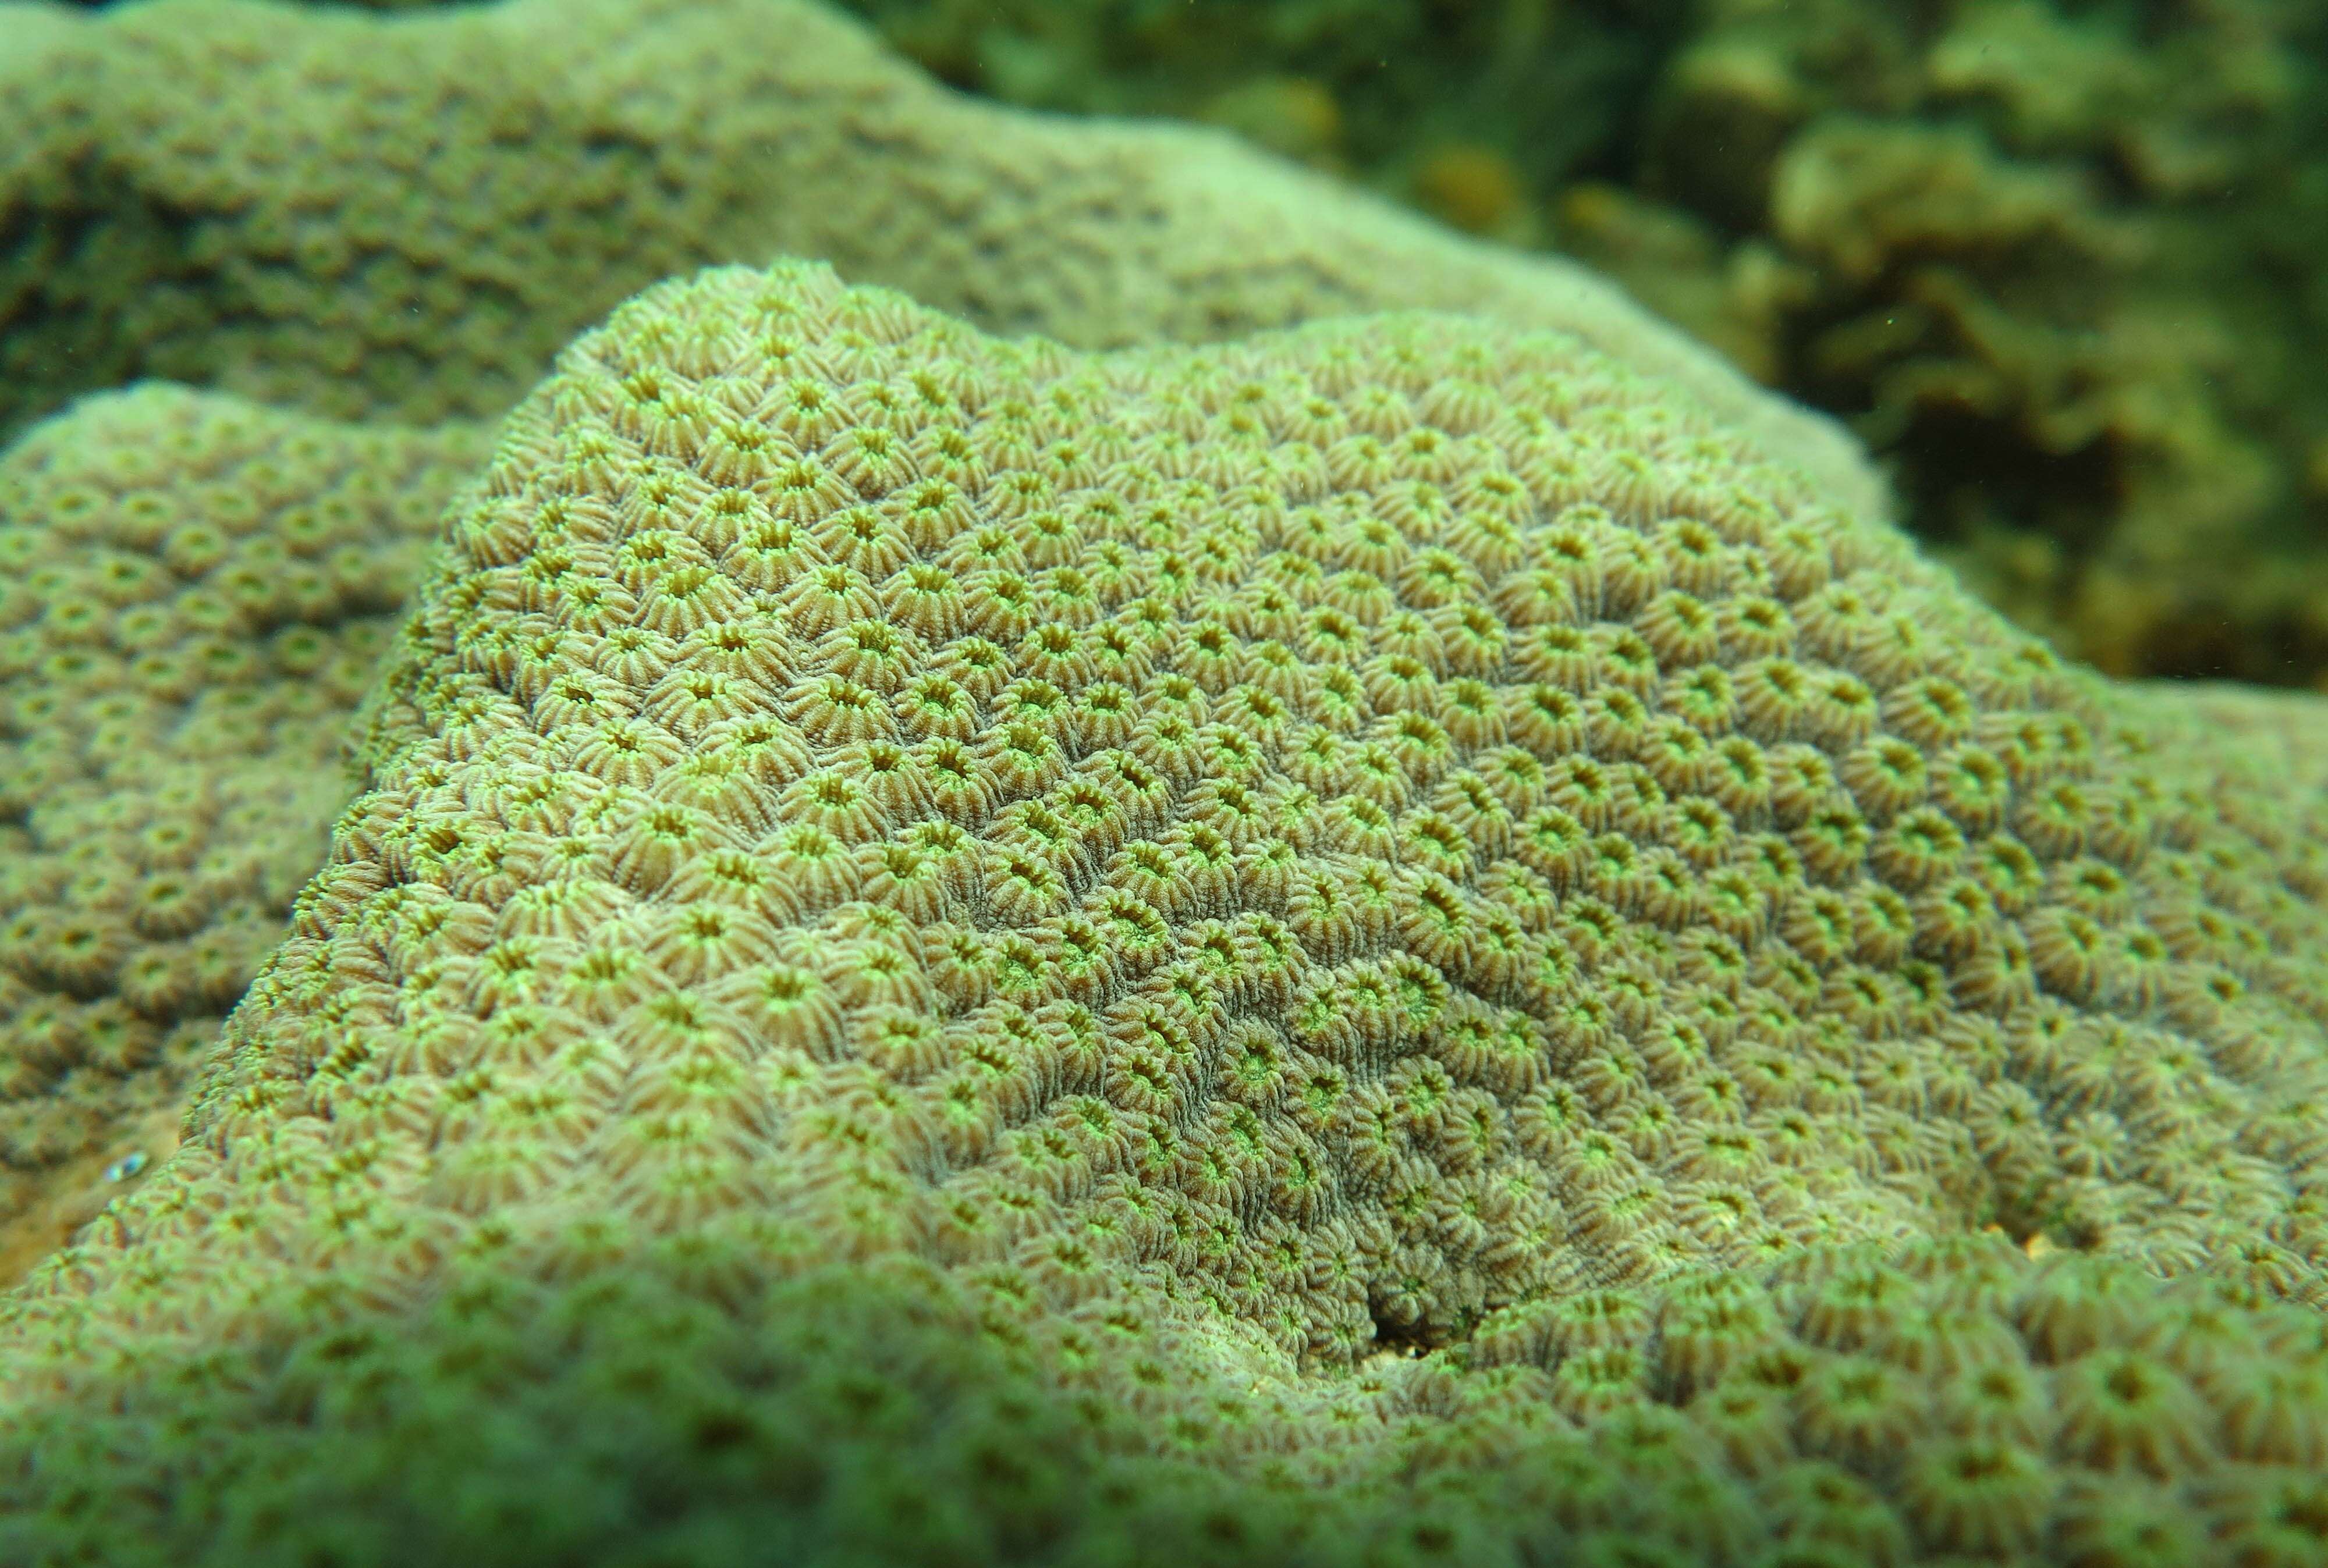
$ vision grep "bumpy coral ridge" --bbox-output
[0,386,484,1279]
[5,262,2326,1563]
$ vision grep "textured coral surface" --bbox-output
[0,387,485,1283]
[0,0,1884,1292]
[5,261,2325,1565]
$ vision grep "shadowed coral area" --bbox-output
[0,0,1878,524]
[16,1224,2327,1568]
[0,387,487,1283]
[3,260,2324,1563]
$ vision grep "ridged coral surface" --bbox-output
[4,260,2325,1565]
[0,0,1878,521]
[0,387,485,1282]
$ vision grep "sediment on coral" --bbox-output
[1,259,2322,1564]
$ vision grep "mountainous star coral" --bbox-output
[1,259,2323,1565]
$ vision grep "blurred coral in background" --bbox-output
[838,0,2328,689]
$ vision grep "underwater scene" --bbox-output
[1,0,2325,1563]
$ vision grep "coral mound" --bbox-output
[2,260,2326,1564]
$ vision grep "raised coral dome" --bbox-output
[2,261,2325,1566]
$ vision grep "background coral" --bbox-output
[0,0,1878,521]
[0,386,485,1283]
[824,0,2328,691]
[5,261,2323,1563]
[39,0,2323,684]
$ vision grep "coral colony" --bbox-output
[1,2,2324,1564]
